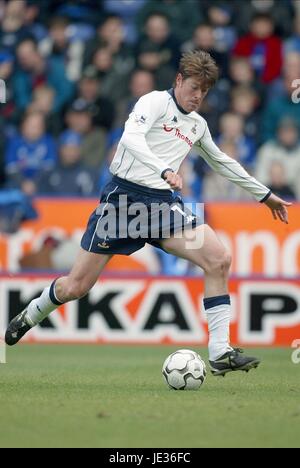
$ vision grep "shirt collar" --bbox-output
[167,88,189,115]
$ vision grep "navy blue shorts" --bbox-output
[81,175,202,256]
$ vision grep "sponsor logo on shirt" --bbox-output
[163,123,174,132]
[163,124,193,148]
[135,114,147,124]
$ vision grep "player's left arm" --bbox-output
[194,124,292,224]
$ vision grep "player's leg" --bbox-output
[160,224,260,376]
[161,224,231,358]
[5,249,113,346]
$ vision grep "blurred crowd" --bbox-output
[1,0,300,207]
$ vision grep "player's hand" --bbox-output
[264,193,292,224]
[163,170,183,191]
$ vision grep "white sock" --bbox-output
[204,295,233,361]
[25,280,63,327]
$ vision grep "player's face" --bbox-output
[175,74,208,113]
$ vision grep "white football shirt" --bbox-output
[110,89,270,201]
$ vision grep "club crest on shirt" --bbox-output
[98,241,110,249]
[191,123,197,134]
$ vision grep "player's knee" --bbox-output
[64,281,90,301]
[223,251,232,271]
[205,250,232,276]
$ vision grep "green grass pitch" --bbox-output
[0,345,299,448]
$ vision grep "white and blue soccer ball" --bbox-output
[162,349,207,390]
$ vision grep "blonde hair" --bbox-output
[177,50,219,91]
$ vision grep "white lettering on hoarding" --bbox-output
[235,231,280,277]
[281,232,300,277]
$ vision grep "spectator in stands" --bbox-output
[23,0,48,43]
[217,112,256,169]
[234,0,293,38]
[76,65,115,131]
[233,13,282,84]
[65,98,107,169]
[0,174,4,195]
[51,0,103,26]
[0,1,299,210]
[28,85,54,114]
[5,111,57,195]
[85,14,132,58]
[0,49,13,80]
[285,14,300,53]
[91,44,133,103]
[0,118,5,187]
[203,140,253,201]
[256,117,300,199]
[230,85,261,143]
[197,41,261,166]
[207,2,236,52]
[266,51,300,103]
[181,23,229,78]
[229,56,256,87]
[137,12,180,70]
[268,162,296,200]
[135,0,203,44]
[229,54,268,98]
[27,85,63,136]
[37,130,98,197]
[83,15,135,88]
[0,50,17,126]
[136,11,180,90]
[136,41,175,91]
[102,0,147,44]
[116,69,155,127]
[261,72,300,142]
[13,38,75,113]
[40,16,85,82]
[284,50,300,79]
[0,0,29,52]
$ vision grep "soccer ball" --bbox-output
[162,349,207,390]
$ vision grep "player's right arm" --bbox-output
[162,170,183,190]
[118,92,181,189]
